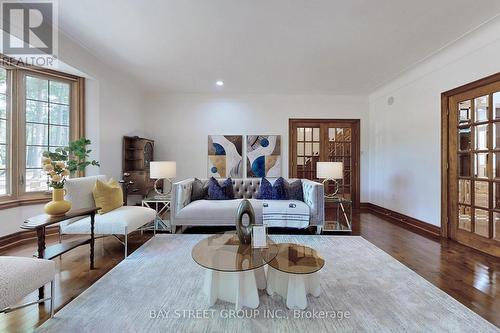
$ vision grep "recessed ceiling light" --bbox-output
[216,80,224,87]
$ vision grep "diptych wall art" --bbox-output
[246,135,281,177]
[208,135,243,178]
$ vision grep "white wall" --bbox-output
[144,93,369,200]
[368,16,500,226]
[0,33,146,237]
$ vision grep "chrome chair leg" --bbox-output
[124,228,128,258]
[50,279,55,318]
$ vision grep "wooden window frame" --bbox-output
[0,56,85,209]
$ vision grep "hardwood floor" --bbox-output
[0,212,499,332]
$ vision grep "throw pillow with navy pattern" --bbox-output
[271,177,287,200]
[208,177,235,200]
[258,178,273,199]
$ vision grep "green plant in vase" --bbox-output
[42,138,100,217]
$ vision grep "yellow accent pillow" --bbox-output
[92,179,123,214]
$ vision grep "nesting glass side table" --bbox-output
[141,196,171,234]
[324,197,352,232]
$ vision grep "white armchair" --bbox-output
[59,175,156,258]
[0,256,56,316]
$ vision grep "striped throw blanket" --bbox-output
[262,200,310,229]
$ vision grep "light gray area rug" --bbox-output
[37,235,499,333]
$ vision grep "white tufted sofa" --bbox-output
[171,178,324,233]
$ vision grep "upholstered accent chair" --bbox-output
[0,256,56,316]
[59,175,156,258]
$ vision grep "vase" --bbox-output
[236,199,255,244]
[44,188,72,217]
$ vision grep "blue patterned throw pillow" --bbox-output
[258,178,273,199]
[271,177,287,200]
[208,177,235,200]
[285,179,303,201]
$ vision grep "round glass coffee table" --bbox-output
[266,243,325,310]
[192,232,278,309]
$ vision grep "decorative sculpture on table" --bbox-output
[236,199,255,244]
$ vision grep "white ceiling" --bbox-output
[58,0,500,94]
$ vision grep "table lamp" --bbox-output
[150,161,176,199]
[316,162,343,199]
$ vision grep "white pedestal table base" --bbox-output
[203,266,266,309]
[266,266,320,310]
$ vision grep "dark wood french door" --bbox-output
[289,119,360,208]
[444,77,500,257]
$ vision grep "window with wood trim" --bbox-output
[0,64,84,206]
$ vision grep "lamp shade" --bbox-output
[150,161,176,179]
[316,162,343,180]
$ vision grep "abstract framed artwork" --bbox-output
[247,135,281,177]
[208,135,243,178]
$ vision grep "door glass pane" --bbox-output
[297,142,304,155]
[328,128,334,141]
[459,154,471,177]
[312,128,319,141]
[475,153,488,178]
[459,100,471,124]
[305,128,312,141]
[458,127,471,151]
[336,128,344,140]
[475,95,489,122]
[305,142,312,156]
[297,128,304,141]
[313,142,319,156]
[495,153,500,179]
[494,92,500,120]
[494,212,500,240]
[475,124,488,150]
[493,122,500,149]
[474,209,489,238]
[458,179,471,204]
[344,128,352,141]
[474,181,489,208]
[458,205,472,231]
[494,183,500,210]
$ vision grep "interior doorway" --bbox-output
[289,119,360,208]
[442,73,500,257]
